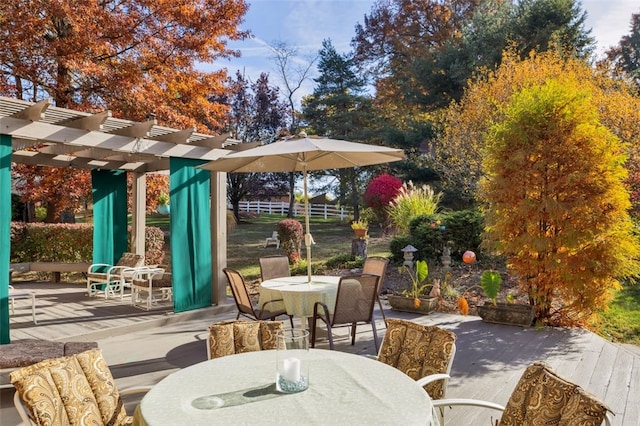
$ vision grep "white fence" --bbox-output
[233,201,352,220]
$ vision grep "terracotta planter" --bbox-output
[387,294,437,315]
[477,303,535,327]
[353,228,367,238]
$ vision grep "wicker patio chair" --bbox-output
[207,320,285,359]
[223,268,294,327]
[432,360,613,425]
[311,274,380,352]
[259,255,291,282]
[10,348,150,426]
[362,256,390,323]
[86,252,144,299]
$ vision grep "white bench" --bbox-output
[8,286,36,324]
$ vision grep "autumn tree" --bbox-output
[480,77,640,326]
[435,48,640,212]
[223,71,289,222]
[0,0,249,220]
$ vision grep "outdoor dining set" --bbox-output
[7,253,614,425]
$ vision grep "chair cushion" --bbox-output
[378,319,456,399]
[10,348,130,426]
[208,321,284,359]
[499,361,610,426]
[11,355,102,426]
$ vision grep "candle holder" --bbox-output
[275,328,310,393]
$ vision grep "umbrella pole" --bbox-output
[303,168,312,282]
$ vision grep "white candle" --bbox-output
[283,357,301,382]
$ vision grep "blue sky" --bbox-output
[204,0,640,106]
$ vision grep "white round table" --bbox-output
[258,275,341,319]
[135,349,438,425]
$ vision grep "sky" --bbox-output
[203,0,640,107]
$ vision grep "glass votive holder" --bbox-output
[275,328,310,393]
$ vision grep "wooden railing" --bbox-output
[233,201,351,220]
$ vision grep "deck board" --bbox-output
[2,281,639,425]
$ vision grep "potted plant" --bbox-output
[351,219,368,238]
[157,192,170,215]
[458,270,534,326]
[387,260,438,314]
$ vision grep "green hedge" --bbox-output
[10,222,165,265]
[390,209,484,263]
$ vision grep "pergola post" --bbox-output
[211,171,228,305]
[1,134,11,344]
[131,172,146,256]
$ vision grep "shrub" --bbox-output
[364,174,403,224]
[324,253,363,270]
[387,182,442,235]
[10,222,165,265]
[277,219,304,263]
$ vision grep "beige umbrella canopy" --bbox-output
[199,132,405,281]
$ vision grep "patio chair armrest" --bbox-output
[313,301,330,319]
[258,298,285,312]
[431,398,505,412]
[88,263,110,273]
[415,373,450,387]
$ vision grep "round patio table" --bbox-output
[135,349,438,425]
[258,275,341,322]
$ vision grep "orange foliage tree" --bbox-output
[1,0,249,220]
[480,77,640,326]
[436,48,640,213]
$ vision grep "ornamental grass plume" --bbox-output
[387,181,441,235]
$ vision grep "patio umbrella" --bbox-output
[198,132,405,282]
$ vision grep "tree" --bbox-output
[302,39,375,219]
[0,0,249,220]
[351,0,594,191]
[480,77,639,326]
[604,12,640,92]
[435,48,640,213]
[223,71,289,222]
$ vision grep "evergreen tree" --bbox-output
[302,39,375,219]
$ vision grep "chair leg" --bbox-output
[376,294,387,323]
[326,323,334,350]
[288,315,294,328]
[351,323,357,346]
[371,319,379,353]
[311,315,318,348]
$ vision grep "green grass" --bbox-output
[227,214,391,280]
[598,285,640,346]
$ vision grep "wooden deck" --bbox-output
[2,281,639,425]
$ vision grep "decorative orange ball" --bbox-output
[462,251,476,264]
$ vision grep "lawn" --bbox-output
[226,214,392,279]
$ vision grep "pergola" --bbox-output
[0,96,239,343]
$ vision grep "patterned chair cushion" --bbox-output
[377,318,456,399]
[10,348,129,426]
[500,361,610,426]
[208,320,284,359]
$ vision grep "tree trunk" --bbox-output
[287,172,295,218]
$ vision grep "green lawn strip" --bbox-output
[598,285,640,346]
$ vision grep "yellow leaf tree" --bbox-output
[435,48,640,213]
[480,77,640,326]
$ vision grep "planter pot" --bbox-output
[477,303,535,327]
[387,294,437,315]
[157,204,170,215]
[353,229,367,238]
